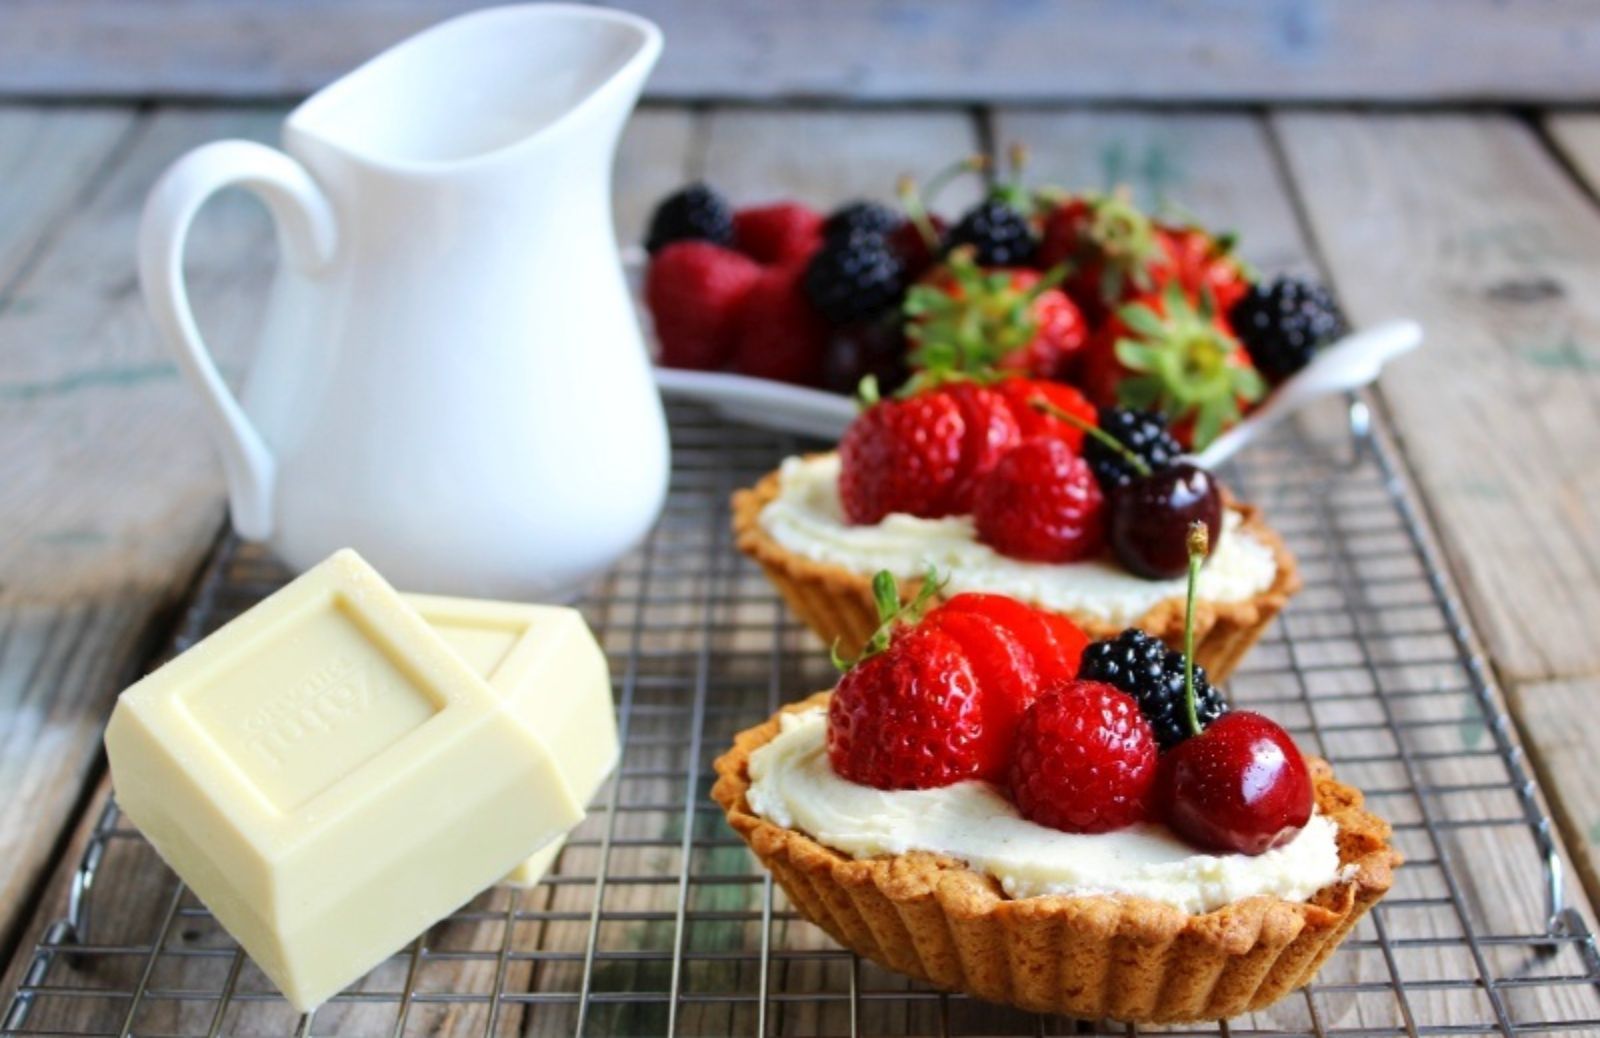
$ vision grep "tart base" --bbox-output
[731,461,1302,682]
[712,692,1400,1024]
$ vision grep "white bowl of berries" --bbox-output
[638,154,1419,455]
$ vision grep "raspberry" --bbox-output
[803,229,907,325]
[933,382,1021,513]
[936,593,1086,686]
[1229,276,1347,384]
[945,198,1037,267]
[1084,406,1182,492]
[993,379,1096,452]
[1008,681,1158,833]
[923,607,1037,779]
[838,392,965,524]
[732,203,824,265]
[973,439,1104,563]
[730,262,828,385]
[827,625,986,789]
[646,242,762,370]
[1078,628,1228,750]
[645,184,733,255]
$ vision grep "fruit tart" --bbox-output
[732,374,1299,680]
[712,538,1397,1023]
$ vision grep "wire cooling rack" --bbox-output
[5,399,1600,1037]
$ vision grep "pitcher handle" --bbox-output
[137,140,337,541]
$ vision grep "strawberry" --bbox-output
[904,248,1087,382]
[827,623,987,789]
[646,242,762,370]
[1153,223,1251,317]
[973,438,1105,563]
[1085,281,1265,449]
[1037,191,1163,325]
[992,378,1096,451]
[933,381,1021,513]
[937,593,1086,686]
[733,203,825,265]
[922,606,1037,779]
[730,261,828,385]
[838,390,965,524]
[1008,680,1159,833]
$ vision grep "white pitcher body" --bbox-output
[139,5,668,599]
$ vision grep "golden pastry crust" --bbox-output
[712,692,1400,1024]
[730,457,1302,682]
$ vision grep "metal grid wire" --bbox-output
[5,399,1600,1037]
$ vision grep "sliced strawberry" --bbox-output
[934,381,1021,513]
[993,378,1096,451]
[923,607,1038,780]
[938,593,1077,686]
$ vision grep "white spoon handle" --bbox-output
[1188,319,1424,471]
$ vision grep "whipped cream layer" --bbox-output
[747,709,1344,915]
[757,453,1278,626]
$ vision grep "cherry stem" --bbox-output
[896,175,941,252]
[1183,521,1209,737]
[1027,399,1152,478]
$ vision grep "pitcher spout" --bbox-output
[285,4,662,172]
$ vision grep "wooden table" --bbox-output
[3,4,1600,1033]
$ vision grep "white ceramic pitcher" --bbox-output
[139,4,668,600]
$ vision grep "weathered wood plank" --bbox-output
[0,105,134,291]
[1515,676,1600,930]
[701,107,983,213]
[994,109,1315,278]
[1545,112,1600,199]
[4,1,1600,103]
[1272,113,1600,685]
[0,106,286,963]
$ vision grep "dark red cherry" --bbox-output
[822,316,910,395]
[1157,710,1313,855]
[1109,463,1222,579]
[888,214,948,279]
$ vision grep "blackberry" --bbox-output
[822,201,900,242]
[1079,629,1228,750]
[1085,407,1182,492]
[945,198,1037,267]
[1229,276,1346,383]
[645,183,733,255]
[802,229,907,325]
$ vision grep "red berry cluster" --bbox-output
[838,377,1102,559]
[826,582,1314,855]
[838,375,1225,580]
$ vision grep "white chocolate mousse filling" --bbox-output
[758,453,1278,626]
[747,709,1344,915]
